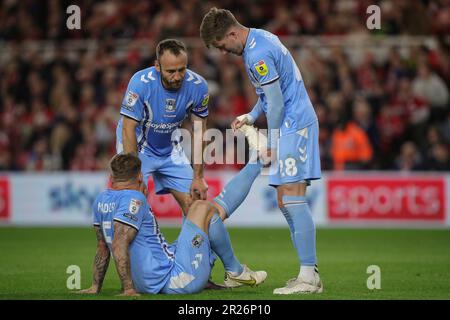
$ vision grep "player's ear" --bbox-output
[228,30,238,40]
[155,59,160,72]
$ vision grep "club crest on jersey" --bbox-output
[129,199,142,215]
[126,91,139,108]
[165,99,176,112]
[192,234,204,248]
[254,60,268,76]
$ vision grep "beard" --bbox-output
[161,77,182,90]
[229,46,243,56]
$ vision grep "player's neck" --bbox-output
[241,26,250,53]
[242,27,250,47]
[111,181,140,191]
[159,74,181,92]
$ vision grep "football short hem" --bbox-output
[268,177,321,188]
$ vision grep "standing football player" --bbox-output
[200,8,323,294]
[117,39,208,215]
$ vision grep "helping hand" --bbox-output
[75,286,99,294]
[139,181,149,198]
[231,114,251,132]
[190,177,208,200]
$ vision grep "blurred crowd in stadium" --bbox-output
[0,0,449,171]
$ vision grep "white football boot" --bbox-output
[273,272,323,294]
[224,265,268,288]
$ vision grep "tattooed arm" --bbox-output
[77,226,110,294]
[112,222,139,296]
[92,226,110,292]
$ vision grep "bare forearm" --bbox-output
[193,163,204,179]
[191,117,206,177]
[123,130,138,154]
[122,118,139,154]
[92,246,110,291]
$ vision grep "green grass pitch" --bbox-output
[1,227,449,300]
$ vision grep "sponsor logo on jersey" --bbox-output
[123,212,138,221]
[165,99,176,112]
[254,60,268,76]
[145,120,183,133]
[192,234,204,248]
[129,199,142,215]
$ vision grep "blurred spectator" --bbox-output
[440,114,450,145]
[0,0,448,172]
[393,141,424,171]
[425,143,450,171]
[420,125,446,163]
[377,102,406,159]
[412,62,449,122]
[352,96,379,156]
[330,114,373,170]
[391,76,430,143]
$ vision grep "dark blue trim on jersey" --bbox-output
[191,111,208,119]
[120,113,140,122]
[113,218,139,231]
[153,218,175,259]
[260,76,280,86]
[137,102,150,152]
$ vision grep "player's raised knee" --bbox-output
[186,200,215,232]
[188,200,213,217]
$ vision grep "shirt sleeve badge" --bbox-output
[129,199,142,215]
[126,91,139,107]
[254,60,268,76]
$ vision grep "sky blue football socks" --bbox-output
[213,161,263,218]
[282,195,317,266]
[208,213,243,274]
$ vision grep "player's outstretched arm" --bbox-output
[190,113,208,200]
[76,226,110,294]
[122,117,139,154]
[112,222,140,296]
[231,98,263,131]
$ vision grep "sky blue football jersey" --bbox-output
[92,189,174,293]
[118,66,209,157]
[243,28,318,135]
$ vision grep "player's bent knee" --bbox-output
[187,200,213,219]
[211,201,227,221]
[186,200,215,232]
